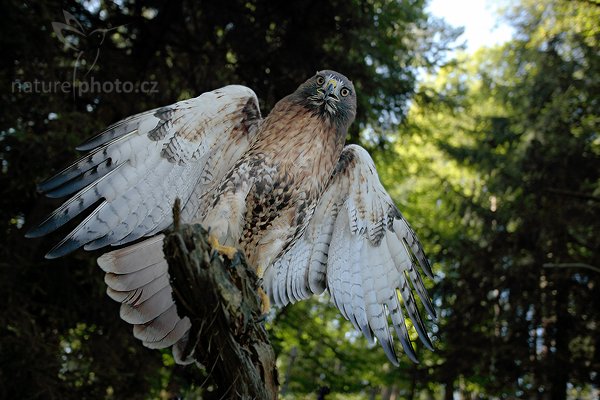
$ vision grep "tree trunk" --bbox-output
[162,212,278,399]
[443,377,454,400]
[547,283,569,400]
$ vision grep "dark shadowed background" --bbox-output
[1,0,598,399]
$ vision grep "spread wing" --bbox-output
[264,144,436,365]
[26,85,262,258]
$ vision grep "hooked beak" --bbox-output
[322,78,339,100]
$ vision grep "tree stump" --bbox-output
[163,209,278,399]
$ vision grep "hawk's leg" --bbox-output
[207,234,270,314]
[256,265,271,314]
[207,234,238,259]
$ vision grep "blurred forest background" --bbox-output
[1,0,599,399]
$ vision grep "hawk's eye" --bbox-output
[316,76,325,85]
[340,87,350,97]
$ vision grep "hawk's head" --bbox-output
[296,70,357,128]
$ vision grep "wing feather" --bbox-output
[266,144,435,365]
[28,85,261,259]
[353,239,374,343]
[30,85,262,365]
[326,210,350,317]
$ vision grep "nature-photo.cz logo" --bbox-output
[12,10,158,96]
[12,78,159,96]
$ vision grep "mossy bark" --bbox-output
[163,212,278,400]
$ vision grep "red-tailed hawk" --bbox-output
[27,70,435,365]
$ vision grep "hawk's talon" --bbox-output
[207,234,238,260]
[258,287,271,314]
[256,265,270,314]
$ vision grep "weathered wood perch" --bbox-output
[162,202,278,399]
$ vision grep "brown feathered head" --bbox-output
[294,70,357,130]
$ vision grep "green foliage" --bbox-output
[377,0,600,398]
[269,295,436,399]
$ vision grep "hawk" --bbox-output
[27,70,435,366]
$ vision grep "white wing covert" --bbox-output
[264,144,436,365]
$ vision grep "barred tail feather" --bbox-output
[97,236,191,361]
